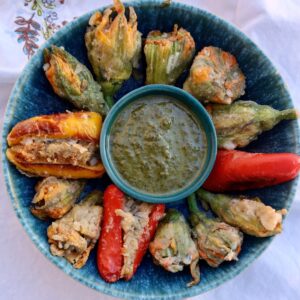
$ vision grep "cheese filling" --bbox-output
[115,198,153,278]
[10,138,99,167]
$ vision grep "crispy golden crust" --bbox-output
[47,191,103,268]
[85,0,141,85]
[30,177,85,220]
[45,62,61,95]
[45,51,82,96]
[6,149,105,179]
[183,46,245,104]
[145,26,195,54]
[144,26,195,85]
[31,205,70,220]
[7,112,102,146]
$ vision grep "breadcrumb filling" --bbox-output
[115,198,153,278]
[10,138,99,167]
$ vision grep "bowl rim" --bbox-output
[100,84,217,203]
[1,1,299,299]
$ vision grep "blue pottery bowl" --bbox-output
[1,1,299,299]
[100,84,217,203]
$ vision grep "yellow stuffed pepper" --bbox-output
[6,111,105,179]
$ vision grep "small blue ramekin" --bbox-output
[100,84,217,203]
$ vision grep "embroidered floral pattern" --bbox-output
[15,14,41,59]
[14,0,72,59]
[42,11,59,40]
[25,0,56,16]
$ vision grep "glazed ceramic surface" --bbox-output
[2,1,299,299]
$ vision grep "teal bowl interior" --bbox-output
[1,1,299,299]
[100,85,217,203]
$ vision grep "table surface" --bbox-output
[1,1,300,299]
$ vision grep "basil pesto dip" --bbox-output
[110,96,207,194]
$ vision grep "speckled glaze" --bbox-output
[1,1,299,299]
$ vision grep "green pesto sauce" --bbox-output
[110,96,207,195]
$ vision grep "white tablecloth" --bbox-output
[0,1,300,299]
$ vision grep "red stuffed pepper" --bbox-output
[97,185,165,282]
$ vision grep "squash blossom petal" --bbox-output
[85,0,142,100]
[144,25,195,85]
[184,46,245,104]
[149,209,200,287]
[31,177,85,220]
[188,194,243,268]
[197,189,287,237]
[44,46,108,116]
[205,100,298,150]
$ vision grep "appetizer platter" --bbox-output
[2,0,299,299]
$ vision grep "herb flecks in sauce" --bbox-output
[110,96,207,194]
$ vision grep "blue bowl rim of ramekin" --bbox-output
[100,84,217,203]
